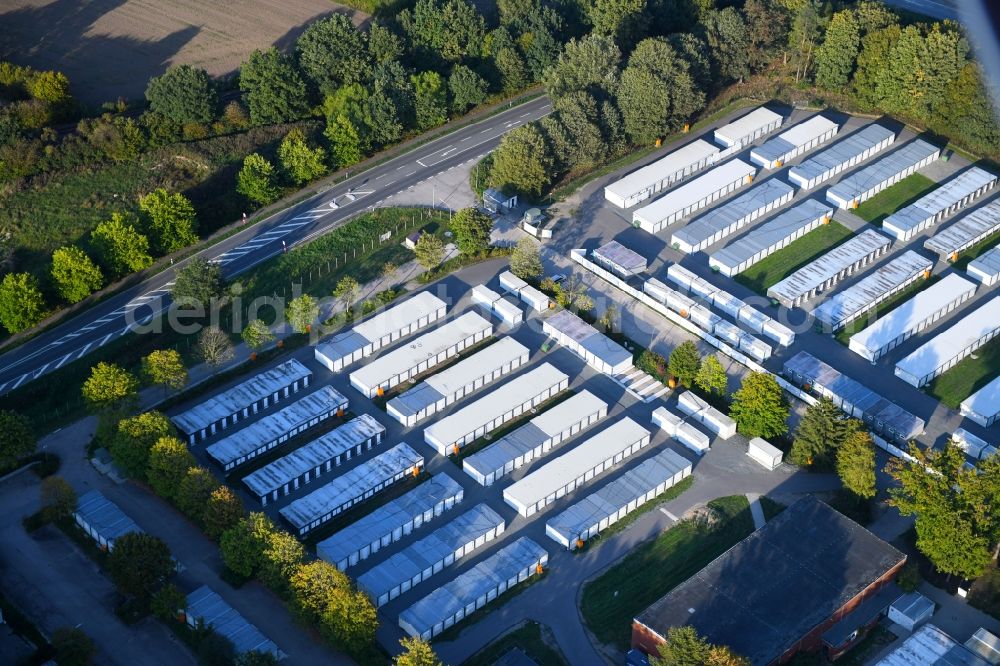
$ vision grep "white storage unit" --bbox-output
[767,229,892,308]
[349,312,493,399]
[502,417,652,517]
[849,273,978,362]
[171,359,313,444]
[205,386,349,472]
[652,406,710,455]
[279,443,424,536]
[714,107,784,148]
[315,292,447,372]
[676,390,736,439]
[788,123,896,190]
[498,271,551,311]
[471,284,523,325]
[357,504,505,607]
[710,199,834,276]
[925,200,1000,260]
[895,296,1000,388]
[747,437,783,470]
[750,115,839,169]
[398,537,548,640]
[387,337,529,427]
[463,390,609,486]
[242,414,386,505]
[632,160,757,233]
[545,448,692,550]
[812,250,934,331]
[886,594,936,634]
[541,309,634,375]
[643,278,696,316]
[883,167,998,241]
[316,473,464,571]
[671,178,795,254]
[592,240,648,277]
[827,140,941,210]
[604,139,721,208]
[967,247,1000,286]
[952,428,992,459]
[961,376,1000,428]
[185,586,283,659]
[424,363,569,456]
[74,490,142,551]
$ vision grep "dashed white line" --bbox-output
[659,508,679,521]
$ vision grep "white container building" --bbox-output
[967,247,1000,286]
[185,586,282,659]
[74,490,142,551]
[424,363,569,456]
[463,390,609,486]
[171,359,313,445]
[632,159,757,234]
[714,107,784,148]
[848,273,978,362]
[592,240,648,277]
[357,504,505,607]
[316,473,464,571]
[882,167,997,241]
[541,309,634,375]
[961,375,1000,428]
[643,278,696,316]
[502,417,652,517]
[896,296,1000,388]
[471,284,523,325]
[767,229,892,308]
[747,437,783,470]
[676,391,737,439]
[952,428,992,459]
[925,200,1000,260]
[652,406,710,455]
[827,140,941,210]
[709,199,834,276]
[545,448,692,550]
[205,386,349,472]
[498,271,551,311]
[387,337,529,427]
[398,536,548,640]
[812,250,934,331]
[750,115,839,169]
[242,414,386,505]
[671,178,795,254]
[279,443,424,536]
[788,124,896,190]
[604,139,721,208]
[315,292,447,372]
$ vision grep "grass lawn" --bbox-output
[735,221,854,294]
[854,173,937,225]
[463,621,569,666]
[833,275,941,346]
[452,390,576,462]
[580,495,756,649]
[926,334,1000,408]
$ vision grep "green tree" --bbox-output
[510,236,543,280]
[930,62,1000,156]
[51,246,104,303]
[554,274,594,312]
[141,349,187,393]
[0,410,36,469]
[696,7,750,84]
[40,475,77,522]
[176,466,219,521]
[742,0,790,71]
[412,71,448,130]
[286,295,320,334]
[815,8,861,90]
[295,14,371,94]
[395,637,443,666]
[288,560,377,653]
[197,326,235,371]
[325,114,364,168]
[278,128,327,186]
[496,46,530,94]
[788,0,827,83]
[145,65,218,124]
[220,512,276,578]
[618,38,704,144]
[551,91,608,167]
[0,272,46,334]
[788,397,848,467]
[237,153,282,206]
[151,583,187,621]
[90,213,154,278]
[369,21,404,65]
[448,64,488,114]
[138,189,199,254]
[363,84,403,148]
[837,427,876,499]
[668,341,701,387]
[414,234,445,270]
[242,319,275,352]
[51,626,96,666]
[172,257,225,307]
[489,123,554,198]
[82,362,139,412]
[27,70,73,106]
[259,529,305,593]
[542,34,621,101]
[589,0,649,47]
[667,32,712,92]
[333,276,361,312]
[203,485,245,539]
[107,533,174,604]
[239,48,310,125]
[852,25,901,107]
[399,0,487,63]
[450,207,493,255]
[728,371,789,439]
[110,411,174,478]
[695,354,727,395]
[147,436,195,500]
[651,626,711,666]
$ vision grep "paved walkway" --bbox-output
[747,493,766,530]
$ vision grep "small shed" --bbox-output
[484,188,518,214]
[747,437,783,470]
[404,231,423,250]
[888,591,935,632]
[73,490,143,551]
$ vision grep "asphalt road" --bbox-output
[0,96,552,395]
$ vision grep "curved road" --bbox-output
[0,96,552,394]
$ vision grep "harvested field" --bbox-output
[0,0,368,106]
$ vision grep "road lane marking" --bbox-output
[659,508,678,521]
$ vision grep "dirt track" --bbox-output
[0,0,368,105]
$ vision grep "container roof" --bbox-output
[673,178,794,249]
[714,107,783,143]
[74,490,142,542]
[828,139,940,203]
[961,373,1000,420]
[543,309,632,369]
[316,291,446,361]
[186,586,282,657]
[711,199,833,271]
[752,114,838,162]
[789,123,896,184]
[968,246,1000,278]
[877,623,990,666]
[897,296,1000,380]
[925,200,1000,256]
[633,159,756,226]
[605,139,720,202]
[884,167,997,235]
[593,240,647,273]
